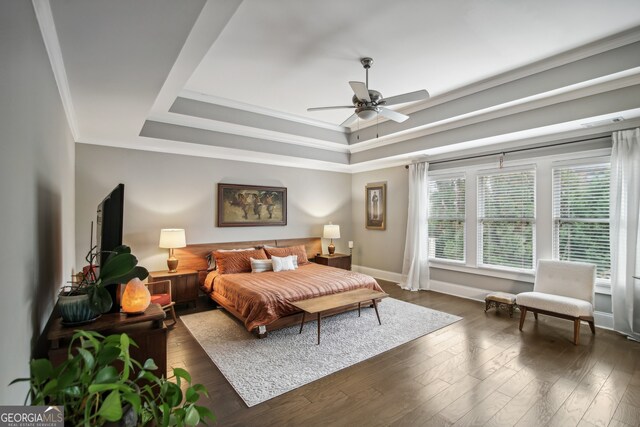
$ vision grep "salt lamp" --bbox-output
[121,278,151,314]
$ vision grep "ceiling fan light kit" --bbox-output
[307,57,430,128]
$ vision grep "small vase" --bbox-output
[57,293,100,325]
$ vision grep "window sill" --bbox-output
[430,261,534,282]
[429,261,612,296]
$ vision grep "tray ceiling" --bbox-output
[39,0,640,172]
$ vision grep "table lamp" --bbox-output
[121,278,151,314]
[323,223,340,255]
[159,229,186,272]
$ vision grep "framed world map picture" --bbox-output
[217,183,287,227]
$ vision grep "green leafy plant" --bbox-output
[11,331,215,427]
[64,245,149,314]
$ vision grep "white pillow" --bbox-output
[272,255,297,272]
[250,257,273,273]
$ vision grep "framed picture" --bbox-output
[217,184,287,227]
[365,182,386,230]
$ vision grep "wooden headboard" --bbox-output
[175,237,322,285]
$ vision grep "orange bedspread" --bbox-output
[203,263,383,331]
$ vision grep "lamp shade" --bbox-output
[323,224,340,239]
[159,229,186,249]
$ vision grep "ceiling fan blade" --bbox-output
[349,81,371,102]
[381,89,430,106]
[307,105,354,111]
[340,113,359,128]
[378,107,409,123]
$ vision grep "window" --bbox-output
[478,168,535,270]
[553,162,610,281]
[428,175,465,262]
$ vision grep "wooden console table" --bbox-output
[47,304,167,376]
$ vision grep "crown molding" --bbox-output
[78,114,640,175]
[349,68,640,154]
[148,0,241,116]
[349,115,640,173]
[148,111,350,154]
[165,68,640,158]
[348,26,640,132]
[180,90,348,133]
[78,136,353,174]
[32,0,79,141]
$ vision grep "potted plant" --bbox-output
[58,245,149,324]
[11,330,215,426]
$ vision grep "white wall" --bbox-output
[76,144,353,271]
[0,1,75,404]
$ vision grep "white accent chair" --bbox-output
[517,260,596,345]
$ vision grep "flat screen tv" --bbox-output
[96,183,124,268]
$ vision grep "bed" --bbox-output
[176,237,383,337]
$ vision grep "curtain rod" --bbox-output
[405,135,611,169]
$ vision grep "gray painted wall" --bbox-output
[351,166,408,272]
[0,1,75,403]
[76,144,353,272]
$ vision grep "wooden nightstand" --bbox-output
[48,304,167,375]
[313,253,352,271]
[148,269,198,307]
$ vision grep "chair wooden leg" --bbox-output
[588,320,595,335]
[573,319,581,345]
[519,307,527,331]
[533,311,538,320]
[169,306,177,325]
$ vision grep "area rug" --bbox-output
[180,298,461,406]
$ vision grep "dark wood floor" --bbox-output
[168,281,640,426]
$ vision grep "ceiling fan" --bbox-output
[307,57,430,127]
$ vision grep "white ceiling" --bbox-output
[185,0,640,125]
[38,0,640,172]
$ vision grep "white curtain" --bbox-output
[399,162,429,291]
[610,128,640,340]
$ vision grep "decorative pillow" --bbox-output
[214,249,267,274]
[264,245,309,265]
[272,255,297,272]
[250,257,273,273]
[205,253,214,271]
[208,247,255,270]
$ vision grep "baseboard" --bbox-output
[352,265,615,330]
[428,280,490,302]
[351,265,403,283]
[593,311,613,330]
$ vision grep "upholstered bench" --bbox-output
[485,292,518,317]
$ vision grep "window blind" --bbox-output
[428,175,465,262]
[553,162,610,280]
[478,169,535,270]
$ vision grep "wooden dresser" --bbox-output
[48,304,167,376]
